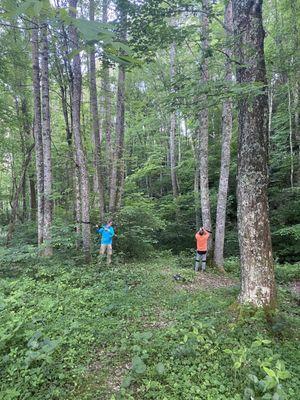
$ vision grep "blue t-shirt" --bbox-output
[97,225,115,245]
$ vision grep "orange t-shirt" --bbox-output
[195,231,210,252]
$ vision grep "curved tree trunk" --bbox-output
[41,25,53,256]
[233,0,276,307]
[69,0,91,261]
[214,0,233,271]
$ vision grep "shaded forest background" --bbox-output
[0,0,299,264]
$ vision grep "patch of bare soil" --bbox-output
[106,361,131,392]
[86,348,131,395]
[176,272,238,292]
[86,348,110,373]
[142,307,172,329]
[289,280,300,296]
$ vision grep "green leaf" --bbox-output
[72,18,114,42]
[263,367,276,379]
[132,356,146,374]
[156,362,165,375]
[277,370,290,380]
[248,374,259,384]
[34,1,43,15]
[3,0,35,18]
[121,375,132,388]
[234,361,241,369]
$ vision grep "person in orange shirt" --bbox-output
[195,227,211,272]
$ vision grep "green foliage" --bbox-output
[0,253,299,399]
[272,225,300,263]
[176,249,195,269]
[115,194,166,259]
[275,263,300,284]
[224,256,240,276]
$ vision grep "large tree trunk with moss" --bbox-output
[214,0,233,270]
[40,25,53,256]
[89,0,105,220]
[198,0,212,238]
[233,0,276,307]
[31,25,44,246]
[69,0,91,261]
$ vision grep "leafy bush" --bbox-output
[275,263,300,284]
[272,224,300,263]
[175,249,195,269]
[224,256,240,276]
[0,244,39,265]
[114,194,166,259]
[51,220,79,251]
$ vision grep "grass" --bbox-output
[0,254,299,400]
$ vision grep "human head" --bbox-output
[107,220,113,227]
[199,227,204,235]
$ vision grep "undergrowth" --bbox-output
[0,253,299,400]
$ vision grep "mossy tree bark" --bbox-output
[233,0,276,307]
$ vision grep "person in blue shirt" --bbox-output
[96,220,115,264]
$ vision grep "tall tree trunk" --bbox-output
[115,63,126,210]
[20,96,33,220]
[288,84,294,188]
[31,24,44,246]
[214,0,233,271]
[69,0,91,261]
[41,25,53,256]
[6,145,34,245]
[198,0,212,237]
[292,82,300,185]
[109,3,126,213]
[15,97,28,222]
[89,0,105,221]
[101,0,113,187]
[22,177,27,220]
[232,0,276,307]
[169,42,179,198]
[190,135,201,227]
[29,176,36,220]
[74,166,81,249]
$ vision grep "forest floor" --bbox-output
[0,254,299,400]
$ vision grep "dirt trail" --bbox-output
[174,271,238,292]
[290,280,300,296]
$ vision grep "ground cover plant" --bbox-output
[1,253,299,400]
